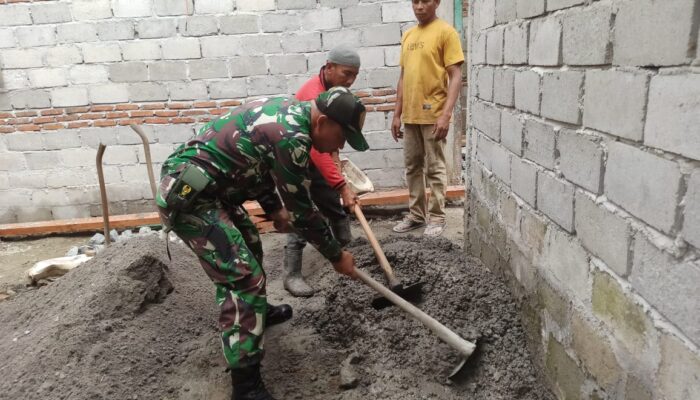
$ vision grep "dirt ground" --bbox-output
[0,208,554,399]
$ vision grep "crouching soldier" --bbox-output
[155,87,368,400]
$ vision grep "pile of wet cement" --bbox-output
[0,234,554,400]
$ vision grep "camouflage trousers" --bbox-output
[158,173,268,370]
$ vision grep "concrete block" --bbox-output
[367,68,400,88]
[136,18,178,38]
[154,125,195,143]
[631,235,700,344]
[500,110,522,155]
[261,12,300,33]
[136,143,175,164]
[614,0,697,67]
[149,61,187,81]
[537,278,569,327]
[1,70,28,91]
[24,152,60,171]
[200,36,237,57]
[493,68,514,107]
[51,87,89,107]
[0,152,29,171]
[503,22,528,65]
[46,46,83,67]
[246,76,287,96]
[605,142,681,233]
[548,0,584,10]
[360,24,401,46]
[268,54,308,75]
[57,23,99,44]
[103,146,139,165]
[30,2,71,24]
[563,6,612,66]
[514,70,540,115]
[352,46,384,69]
[541,71,583,124]
[59,148,95,167]
[68,65,109,85]
[571,314,622,388]
[97,21,135,41]
[0,5,31,26]
[472,101,501,141]
[683,170,700,248]
[162,38,201,59]
[44,130,81,150]
[475,66,494,101]
[236,34,282,56]
[16,206,52,223]
[537,171,574,232]
[476,132,495,169]
[6,133,44,151]
[576,193,630,276]
[486,28,504,65]
[236,0,274,12]
[0,96,9,111]
[110,62,148,83]
[112,0,153,17]
[219,15,259,34]
[529,17,561,66]
[384,46,401,67]
[209,80,247,99]
[167,81,207,100]
[120,165,150,183]
[342,4,381,26]
[510,157,537,206]
[79,127,118,148]
[180,16,218,36]
[306,52,328,70]
[53,205,92,220]
[323,29,362,51]
[0,190,32,207]
[28,69,68,88]
[362,113,386,132]
[344,149,403,170]
[495,0,516,24]
[658,334,700,399]
[16,25,57,47]
[230,56,267,77]
[645,74,700,160]
[121,40,161,61]
[278,0,316,9]
[72,0,113,20]
[129,83,168,102]
[583,70,648,141]
[472,33,487,65]
[516,0,545,19]
[9,90,51,109]
[82,43,122,63]
[0,28,16,48]
[625,376,653,400]
[364,168,405,188]
[523,119,555,169]
[0,208,17,224]
[491,143,512,185]
[320,0,358,6]
[189,60,228,79]
[302,8,342,31]
[89,83,129,104]
[155,0,193,16]
[592,270,650,351]
[381,1,414,23]
[542,227,590,304]
[0,49,43,69]
[558,130,603,194]
[475,0,496,30]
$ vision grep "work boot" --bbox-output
[231,364,277,400]
[283,247,314,297]
[331,217,352,247]
[266,303,292,327]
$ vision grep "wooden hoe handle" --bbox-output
[353,206,400,287]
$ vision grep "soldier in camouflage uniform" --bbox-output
[156,87,368,400]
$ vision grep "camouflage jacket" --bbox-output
[156,97,342,262]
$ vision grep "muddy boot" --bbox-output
[283,247,314,297]
[231,364,277,400]
[331,217,352,247]
[266,303,292,327]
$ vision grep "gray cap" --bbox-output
[327,44,361,68]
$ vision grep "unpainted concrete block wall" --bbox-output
[465,0,700,398]
[0,0,416,223]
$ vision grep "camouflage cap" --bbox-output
[316,86,369,152]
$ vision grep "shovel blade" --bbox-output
[371,282,424,310]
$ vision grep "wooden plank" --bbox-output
[0,187,464,238]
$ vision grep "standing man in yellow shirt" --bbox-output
[391,0,464,237]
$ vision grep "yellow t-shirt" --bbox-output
[400,19,464,124]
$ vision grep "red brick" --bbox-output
[354,90,371,98]
[194,101,216,108]
[182,110,206,116]
[374,104,395,111]
[15,110,37,117]
[43,123,65,131]
[144,117,169,124]
[56,115,79,122]
[168,102,193,110]
[0,126,16,133]
[220,100,242,107]
[155,110,178,117]
[66,106,90,114]
[199,117,212,122]
[116,104,139,111]
[0,113,12,119]
[91,105,115,112]
[209,108,226,115]
[67,121,90,129]
[361,97,386,105]
[40,109,64,116]
[386,96,397,102]
[118,118,145,126]
[18,124,40,131]
[142,103,166,110]
[33,116,56,124]
[8,118,31,125]
[130,110,154,117]
[172,117,195,124]
[94,119,117,127]
[79,113,105,120]
[372,89,397,96]
[106,112,129,119]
